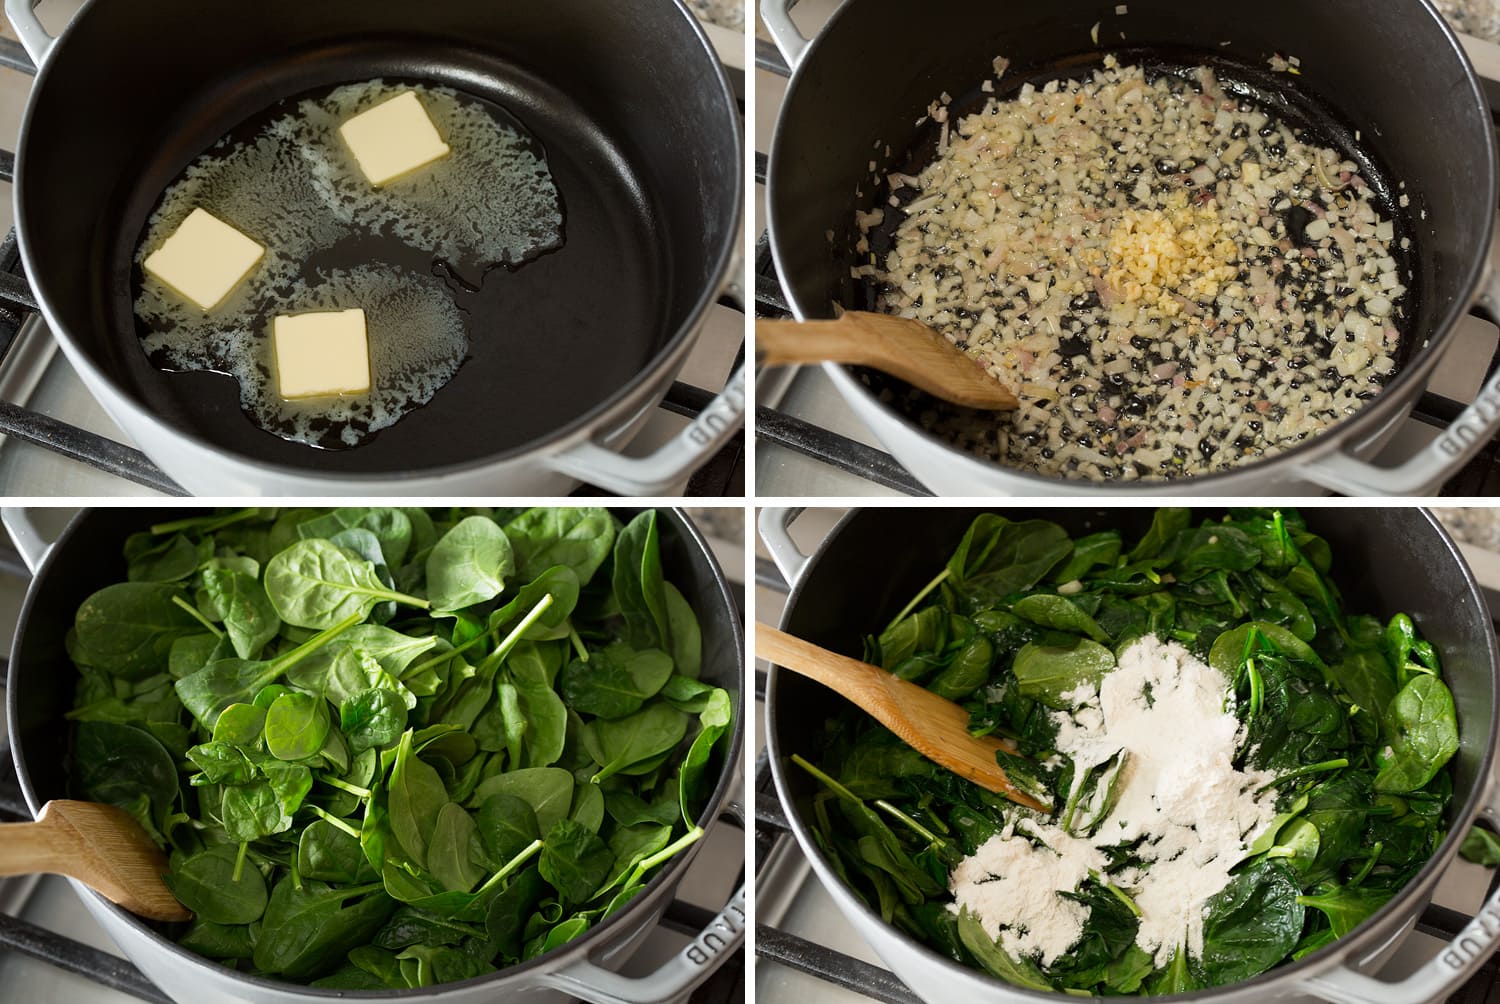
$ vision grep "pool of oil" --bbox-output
[133,79,564,450]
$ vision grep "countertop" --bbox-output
[689,0,745,31]
[1438,0,1500,43]
[1435,507,1500,550]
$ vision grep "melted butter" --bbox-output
[141,265,467,449]
[133,80,563,449]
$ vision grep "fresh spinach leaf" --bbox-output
[1375,675,1459,794]
[468,768,574,834]
[1011,639,1114,708]
[613,511,671,651]
[504,507,615,586]
[946,516,1072,609]
[74,583,202,680]
[74,722,178,838]
[1194,862,1304,985]
[428,802,486,893]
[202,568,280,660]
[476,794,541,867]
[266,540,427,629]
[253,878,394,980]
[558,642,674,720]
[389,731,450,867]
[538,819,615,906]
[425,516,514,612]
[166,844,268,924]
[342,689,408,755]
[264,692,331,761]
[584,703,690,784]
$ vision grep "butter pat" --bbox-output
[272,308,371,399]
[339,91,451,187]
[142,208,264,311]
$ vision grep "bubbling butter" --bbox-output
[133,79,563,448]
[142,264,468,450]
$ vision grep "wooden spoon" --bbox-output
[756,623,1050,812]
[756,311,1019,410]
[0,801,191,921]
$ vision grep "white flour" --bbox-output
[949,634,1279,968]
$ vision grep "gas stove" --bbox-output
[753,2,1500,498]
[0,3,748,497]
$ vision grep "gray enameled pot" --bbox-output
[5,506,745,1004]
[761,506,1500,1004]
[762,0,1500,497]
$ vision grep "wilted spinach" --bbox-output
[802,509,1458,996]
[66,507,733,989]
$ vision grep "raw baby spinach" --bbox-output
[65,507,732,988]
[802,509,1458,996]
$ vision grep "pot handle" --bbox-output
[1297,780,1500,1004]
[1299,248,1500,496]
[547,251,745,497]
[546,362,745,496]
[760,0,811,70]
[1,507,52,574]
[757,507,810,584]
[4,0,54,67]
[537,885,745,1004]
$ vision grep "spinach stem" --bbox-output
[482,595,555,673]
[791,753,863,804]
[402,629,492,681]
[171,595,224,639]
[1349,840,1383,886]
[232,840,249,883]
[625,825,704,889]
[472,838,544,899]
[874,799,942,846]
[1090,871,1143,917]
[253,612,364,692]
[568,624,589,664]
[883,569,952,634]
[150,508,260,536]
[309,804,362,840]
[319,775,372,800]
[1257,758,1350,793]
[381,588,431,611]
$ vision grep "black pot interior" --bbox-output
[19,0,739,475]
[8,506,744,989]
[769,507,1497,986]
[768,0,1493,469]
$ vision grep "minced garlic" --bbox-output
[1105,195,1240,317]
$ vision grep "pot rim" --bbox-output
[765,505,1500,1002]
[6,505,746,1000]
[764,0,1498,495]
[12,0,744,484]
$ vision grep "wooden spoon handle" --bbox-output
[756,319,876,367]
[756,312,1019,410]
[0,817,74,878]
[755,621,899,715]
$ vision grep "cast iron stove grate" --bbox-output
[0,530,746,1004]
[0,42,747,498]
[751,44,1500,498]
[752,554,1500,1004]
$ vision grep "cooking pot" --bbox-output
[762,0,1500,497]
[760,506,1500,1003]
[4,507,745,1004]
[6,0,743,496]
